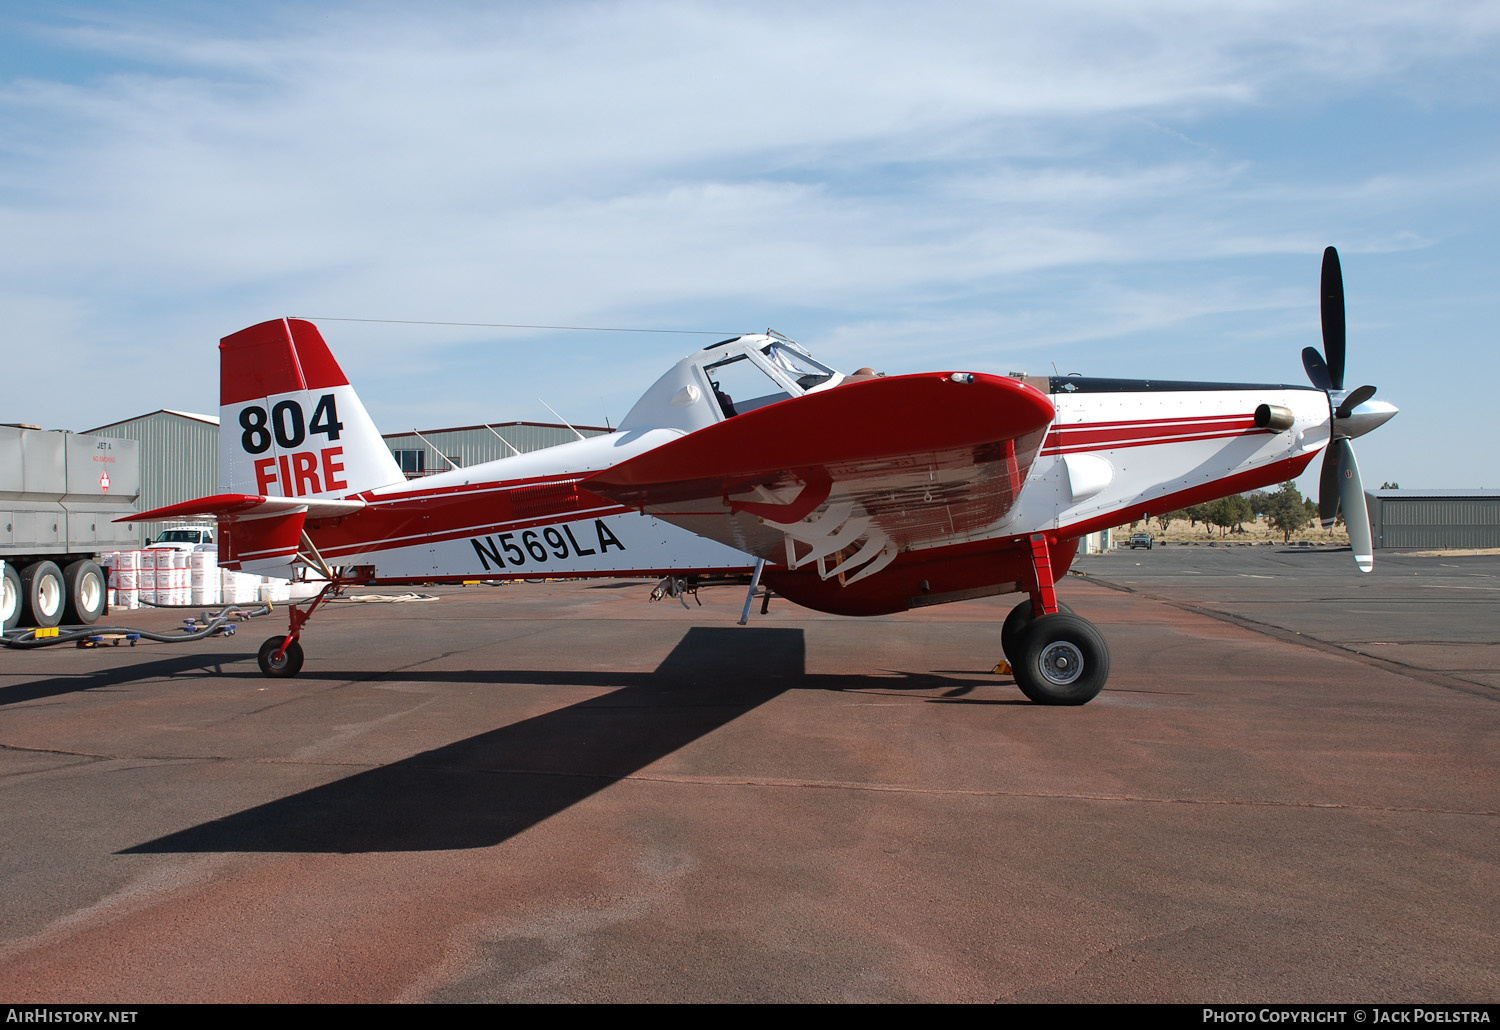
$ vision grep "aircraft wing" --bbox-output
[586,372,1053,584]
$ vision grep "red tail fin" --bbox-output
[220,318,350,404]
[219,319,402,500]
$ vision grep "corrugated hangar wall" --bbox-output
[1367,490,1500,549]
[81,413,608,539]
[85,410,219,542]
[381,422,609,478]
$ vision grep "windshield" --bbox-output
[763,341,836,390]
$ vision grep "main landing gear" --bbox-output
[1001,534,1110,705]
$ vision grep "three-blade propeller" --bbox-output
[1306,246,1380,573]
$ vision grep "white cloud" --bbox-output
[0,1,1496,483]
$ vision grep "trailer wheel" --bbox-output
[1,563,21,629]
[63,560,106,625]
[20,561,65,628]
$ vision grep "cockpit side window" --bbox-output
[704,354,794,418]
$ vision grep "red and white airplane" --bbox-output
[128,247,1396,703]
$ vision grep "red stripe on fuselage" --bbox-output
[1042,414,1266,454]
[311,503,632,560]
[308,474,633,560]
[368,565,757,587]
[357,468,592,503]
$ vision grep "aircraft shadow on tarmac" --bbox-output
[0,651,255,707]
[122,628,1004,855]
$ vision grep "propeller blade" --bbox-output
[1318,443,1340,528]
[1335,384,1377,420]
[1320,246,1346,390]
[1335,438,1373,572]
[1302,347,1332,392]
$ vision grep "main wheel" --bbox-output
[20,561,65,628]
[1000,598,1073,664]
[257,635,305,678]
[63,559,106,625]
[1,562,21,630]
[1013,612,1109,706]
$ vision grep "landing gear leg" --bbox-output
[1002,534,1110,705]
[255,575,348,679]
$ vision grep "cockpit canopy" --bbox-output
[619,333,844,433]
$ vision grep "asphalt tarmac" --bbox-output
[1,545,1495,1003]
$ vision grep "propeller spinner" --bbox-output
[1306,246,1396,573]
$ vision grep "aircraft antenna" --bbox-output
[410,429,462,470]
[538,399,588,441]
[482,424,524,457]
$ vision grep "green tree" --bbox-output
[1207,495,1251,537]
[1185,502,1214,536]
[1265,481,1313,542]
[1232,493,1253,532]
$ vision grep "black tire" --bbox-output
[257,635,305,678]
[2,562,22,630]
[1000,598,1074,664]
[1013,612,1109,706]
[63,559,106,625]
[20,561,65,628]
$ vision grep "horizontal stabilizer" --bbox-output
[118,493,364,576]
[118,493,366,524]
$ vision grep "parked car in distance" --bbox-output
[1129,533,1153,550]
[144,525,216,552]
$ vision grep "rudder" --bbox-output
[219,319,403,500]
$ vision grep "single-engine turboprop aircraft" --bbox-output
[126,247,1396,704]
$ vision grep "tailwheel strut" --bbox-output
[999,533,1110,705]
[255,573,355,678]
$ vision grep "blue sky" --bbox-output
[3,1,1497,490]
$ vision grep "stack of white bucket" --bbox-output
[105,550,139,610]
[100,549,291,610]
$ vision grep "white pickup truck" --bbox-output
[145,525,216,552]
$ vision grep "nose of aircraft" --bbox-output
[1337,397,1398,440]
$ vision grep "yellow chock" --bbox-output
[991,659,1012,675]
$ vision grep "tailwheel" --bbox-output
[257,635,305,678]
[1012,612,1109,706]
